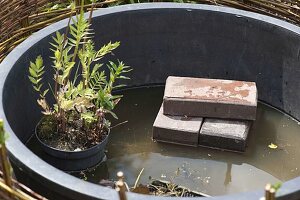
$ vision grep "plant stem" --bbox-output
[82,1,95,89]
[0,124,12,188]
[61,110,66,133]
[0,145,12,188]
[57,3,74,134]
[71,0,85,63]
[88,2,95,27]
[75,0,81,7]
[133,168,144,189]
[62,4,74,87]
[0,180,34,200]
[110,121,128,129]
[0,171,46,200]
[63,6,74,44]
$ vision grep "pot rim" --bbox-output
[1,3,300,200]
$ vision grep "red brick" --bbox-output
[163,76,257,120]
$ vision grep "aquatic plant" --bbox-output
[28,0,131,150]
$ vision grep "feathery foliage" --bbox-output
[28,0,131,141]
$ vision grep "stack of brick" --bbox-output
[153,76,257,152]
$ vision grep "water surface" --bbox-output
[28,86,300,196]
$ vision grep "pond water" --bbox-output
[27,86,300,196]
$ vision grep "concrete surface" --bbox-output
[199,118,252,152]
[153,105,203,146]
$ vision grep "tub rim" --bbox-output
[0,3,300,200]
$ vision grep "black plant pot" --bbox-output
[35,121,110,171]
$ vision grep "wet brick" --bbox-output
[153,105,203,147]
[199,118,252,152]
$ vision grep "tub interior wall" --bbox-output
[3,8,300,143]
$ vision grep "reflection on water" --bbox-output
[27,86,300,196]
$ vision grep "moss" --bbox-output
[38,115,57,140]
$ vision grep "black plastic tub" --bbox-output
[1,3,300,200]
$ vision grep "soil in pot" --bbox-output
[36,115,108,151]
[34,113,110,171]
[27,86,300,196]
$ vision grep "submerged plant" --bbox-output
[28,0,131,150]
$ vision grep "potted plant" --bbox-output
[28,0,131,171]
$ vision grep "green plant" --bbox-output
[28,0,131,150]
[0,120,9,145]
[0,119,12,188]
[271,182,282,192]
